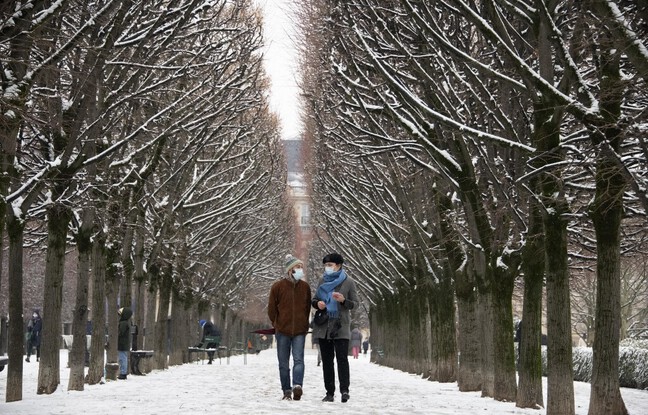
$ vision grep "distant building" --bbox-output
[283,139,311,258]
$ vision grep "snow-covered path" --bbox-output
[1,348,647,414]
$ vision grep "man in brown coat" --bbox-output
[268,254,312,401]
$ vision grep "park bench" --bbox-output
[130,350,154,375]
[0,355,7,372]
[188,335,227,364]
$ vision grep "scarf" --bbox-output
[316,269,347,318]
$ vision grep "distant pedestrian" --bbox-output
[198,320,221,364]
[268,254,312,401]
[351,328,362,359]
[117,307,133,380]
[25,310,42,363]
[362,338,369,355]
[312,252,358,403]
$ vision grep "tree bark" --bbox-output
[67,209,95,391]
[86,233,106,385]
[132,211,146,352]
[492,267,517,402]
[105,251,120,368]
[435,186,480,390]
[517,202,545,408]
[144,282,158,351]
[587,23,628,414]
[37,203,71,394]
[478,291,495,398]
[5,215,25,402]
[589,182,627,414]
[545,210,574,415]
[154,269,172,370]
[168,292,187,366]
[456,289,481,391]
[433,278,457,382]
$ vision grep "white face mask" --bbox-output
[293,268,304,280]
[33,314,38,318]
[324,266,336,275]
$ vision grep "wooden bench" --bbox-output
[188,335,226,364]
[130,350,154,375]
[0,355,8,372]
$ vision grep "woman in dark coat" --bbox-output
[118,307,133,379]
[311,252,358,403]
[25,310,42,362]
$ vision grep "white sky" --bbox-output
[256,0,302,140]
[1,349,647,414]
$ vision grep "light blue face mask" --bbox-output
[293,268,304,280]
[324,266,336,275]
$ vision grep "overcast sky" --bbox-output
[256,0,302,140]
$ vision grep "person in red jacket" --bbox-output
[267,254,312,401]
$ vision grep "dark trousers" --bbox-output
[318,338,350,395]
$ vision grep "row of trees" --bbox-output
[297,1,647,415]
[1,0,294,402]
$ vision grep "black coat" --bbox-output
[202,321,221,346]
[27,314,42,346]
[118,307,133,351]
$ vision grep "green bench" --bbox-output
[188,336,226,364]
[130,350,154,375]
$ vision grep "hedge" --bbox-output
[533,340,648,390]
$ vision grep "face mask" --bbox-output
[33,314,38,318]
[324,266,336,275]
[293,269,304,280]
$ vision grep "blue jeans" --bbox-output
[275,332,305,391]
[118,351,129,375]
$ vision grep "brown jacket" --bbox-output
[268,277,312,337]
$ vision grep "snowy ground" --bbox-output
[1,348,647,414]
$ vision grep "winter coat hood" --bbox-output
[118,307,133,321]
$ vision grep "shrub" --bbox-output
[536,345,648,390]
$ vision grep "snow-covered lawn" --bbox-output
[1,348,647,414]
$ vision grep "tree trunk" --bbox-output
[456,291,481,391]
[154,270,172,370]
[37,203,71,395]
[517,202,545,408]
[545,210,575,415]
[492,268,517,402]
[86,233,106,385]
[144,283,158,351]
[589,184,627,414]
[587,19,628,415]
[5,215,25,402]
[168,292,186,366]
[478,291,495,398]
[67,209,94,391]
[433,279,457,382]
[435,188,479,390]
[132,211,146,352]
[105,263,120,367]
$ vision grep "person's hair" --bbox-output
[322,252,344,265]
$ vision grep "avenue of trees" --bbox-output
[297,1,647,415]
[1,0,294,402]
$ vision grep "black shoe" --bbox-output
[322,394,334,402]
[341,392,350,403]
[118,374,127,380]
[207,360,213,364]
[282,390,292,400]
[25,357,30,363]
[292,385,303,401]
